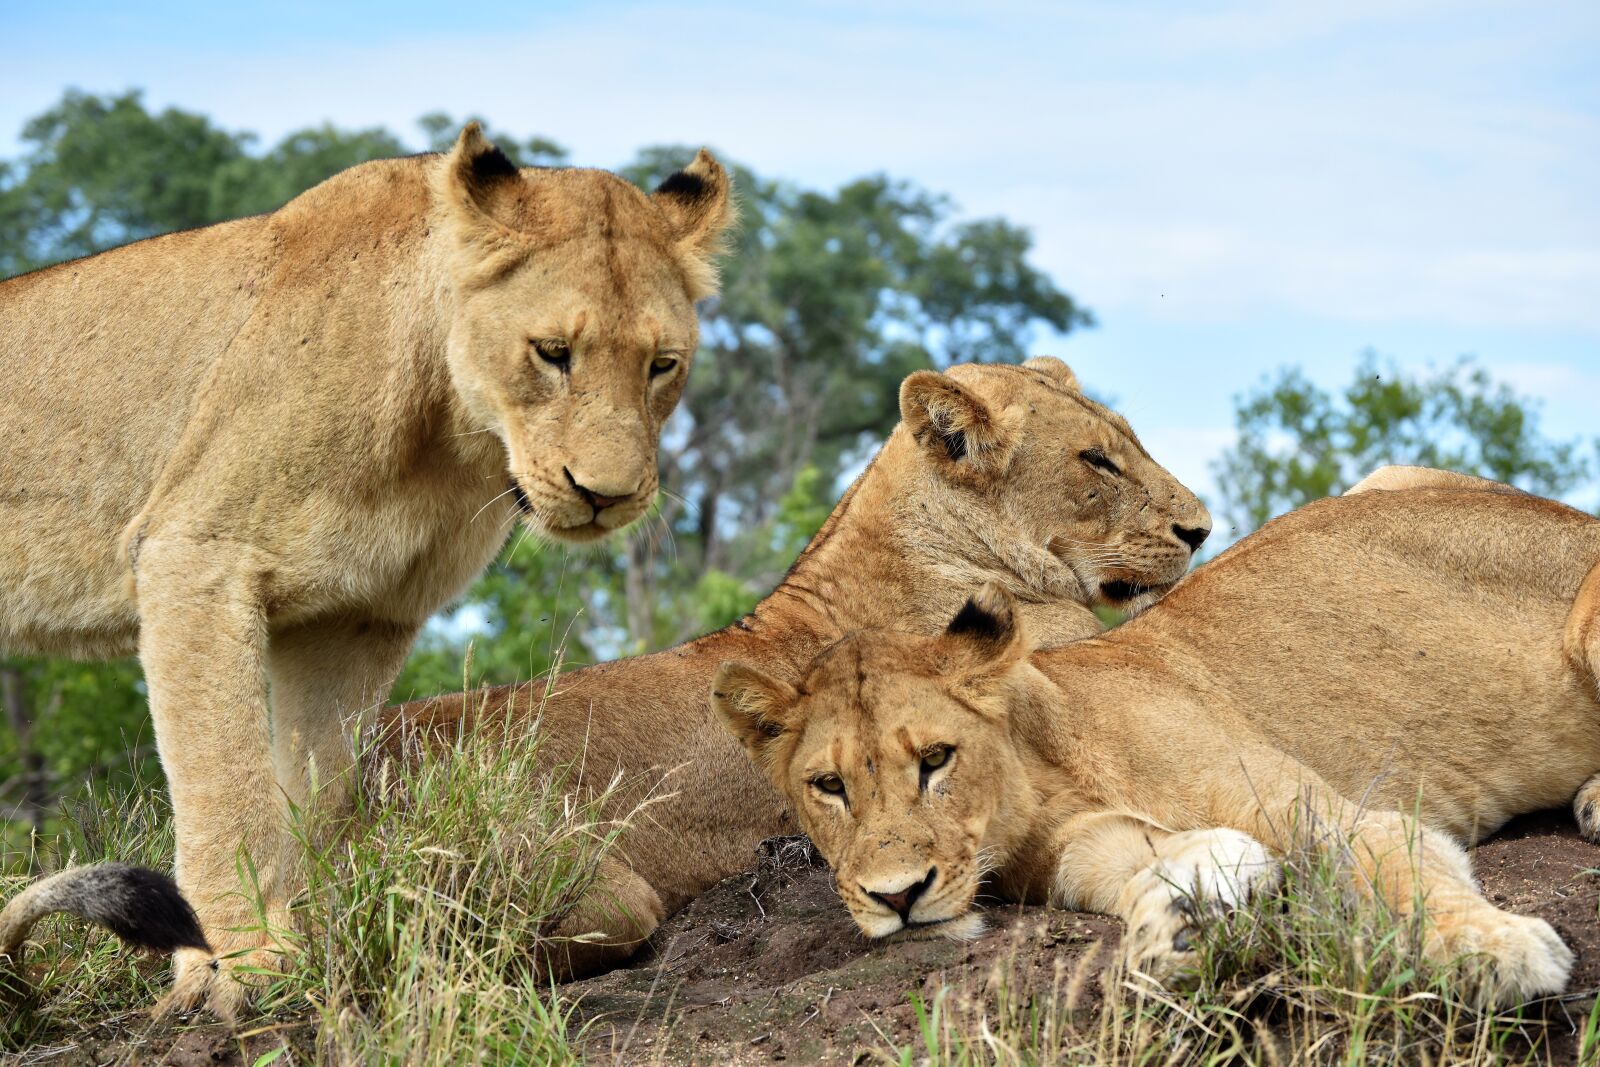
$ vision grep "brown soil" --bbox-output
[566,814,1600,1065]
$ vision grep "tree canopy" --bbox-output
[1211,353,1592,537]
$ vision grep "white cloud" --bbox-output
[2,1,1596,337]
[1492,361,1600,406]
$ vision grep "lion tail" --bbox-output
[1,863,209,963]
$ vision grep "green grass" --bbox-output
[6,721,1597,1065]
[2,679,648,1064]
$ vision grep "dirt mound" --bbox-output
[567,835,1119,1063]
[568,815,1600,1065]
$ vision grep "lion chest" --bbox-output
[260,464,515,628]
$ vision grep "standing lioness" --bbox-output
[0,125,732,1013]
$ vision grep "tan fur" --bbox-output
[1345,464,1523,495]
[375,357,1210,979]
[721,482,1600,1006]
[0,124,733,1015]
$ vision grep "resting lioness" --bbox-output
[0,124,732,1014]
[365,356,1209,979]
[716,481,1600,1006]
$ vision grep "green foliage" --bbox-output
[0,93,562,278]
[0,656,154,837]
[691,570,762,635]
[0,89,249,274]
[4,697,619,1061]
[1213,352,1593,535]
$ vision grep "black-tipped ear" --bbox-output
[712,661,798,765]
[899,371,1015,480]
[948,582,1017,643]
[651,149,736,299]
[940,583,1027,675]
[436,123,531,283]
[446,122,517,199]
[1022,356,1081,391]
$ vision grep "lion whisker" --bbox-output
[469,485,520,526]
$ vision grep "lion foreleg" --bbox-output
[1245,783,1572,1006]
[266,616,420,824]
[1049,811,1277,985]
[137,541,287,1020]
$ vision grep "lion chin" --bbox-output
[883,912,987,943]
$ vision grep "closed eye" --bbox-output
[531,338,571,367]
[1080,448,1121,476]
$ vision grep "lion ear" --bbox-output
[651,149,736,300]
[900,371,1016,481]
[713,661,798,767]
[437,123,529,279]
[1023,356,1081,391]
[939,583,1029,680]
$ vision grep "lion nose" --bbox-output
[564,467,637,511]
[866,867,938,922]
[1173,523,1210,551]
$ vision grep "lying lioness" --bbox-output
[715,479,1600,1005]
[2,358,1211,984]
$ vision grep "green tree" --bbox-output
[1212,352,1593,537]
[0,89,249,275]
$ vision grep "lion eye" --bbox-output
[812,774,846,797]
[531,338,570,366]
[1080,448,1121,476]
[650,353,680,378]
[919,745,954,787]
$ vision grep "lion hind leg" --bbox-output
[541,855,666,982]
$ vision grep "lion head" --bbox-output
[898,357,1211,613]
[434,124,735,542]
[714,584,1035,940]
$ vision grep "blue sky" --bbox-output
[5,0,1597,508]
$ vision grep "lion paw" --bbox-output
[155,941,282,1024]
[1442,909,1572,1007]
[1118,828,1278,985]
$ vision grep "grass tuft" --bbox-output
[882,819,1590,1066]
[2,677,651,1064]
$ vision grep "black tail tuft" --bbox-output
[74,864,210,954]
